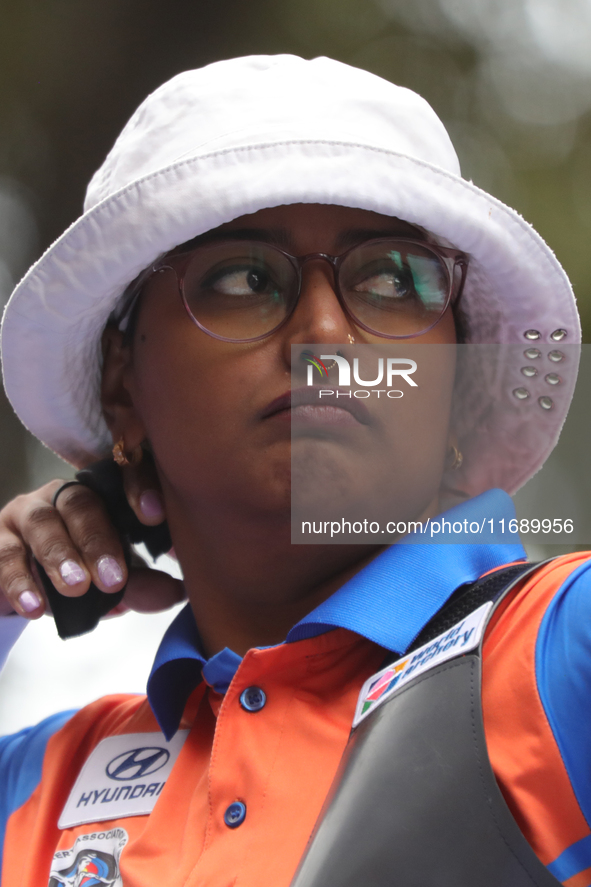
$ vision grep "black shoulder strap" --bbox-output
[291,557,562,887]
[408,561,535,653]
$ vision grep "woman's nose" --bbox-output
[282,260,355,349]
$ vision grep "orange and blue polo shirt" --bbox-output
[1,489,591,886]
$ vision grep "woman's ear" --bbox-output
[101,326,166,526]
[100,325,147,450]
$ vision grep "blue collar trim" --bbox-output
[287,489,524,651]
[148,489,525,738]
[147,600,204,739]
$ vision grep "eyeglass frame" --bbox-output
[119,236,469,344]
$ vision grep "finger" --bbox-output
[52,483,128,594]
[7,489,98,600]
[121,460,166,526]
[123,569,185,613]
[0,529,45,618]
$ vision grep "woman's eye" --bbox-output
[208,266,273,296]
[353,267,415,299]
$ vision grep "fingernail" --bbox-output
[18,590,41,613]
[97,556,124,588]
[60,559,86,586]
[140,489,164,520]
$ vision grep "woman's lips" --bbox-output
[261,387,371,426]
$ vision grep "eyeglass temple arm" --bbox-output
[452,257,469,310]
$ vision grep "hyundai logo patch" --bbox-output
[106,747,170,781]
[58,730,188,829]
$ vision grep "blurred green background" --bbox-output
[1,0,591,504]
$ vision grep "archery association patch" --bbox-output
[48,826,127,887]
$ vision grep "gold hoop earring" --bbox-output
[449,443,463,471]
[112,438,143,467]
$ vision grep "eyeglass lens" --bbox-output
[181,240,452,341]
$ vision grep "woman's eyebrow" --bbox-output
[335,228,421,249]
[219,228,419,249]
[195,228,291,247]
[174,226,421,255]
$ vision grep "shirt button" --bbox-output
[224,801,247,828]
[239,686,267,712]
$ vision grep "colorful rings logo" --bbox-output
[301,350,329,377]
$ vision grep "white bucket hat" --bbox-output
[0,54,581,496]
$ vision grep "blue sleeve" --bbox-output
[536,559,591,830]
[0,710,76,872]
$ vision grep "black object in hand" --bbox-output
[35,459,171,639]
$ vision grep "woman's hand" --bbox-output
[0,464,185,619]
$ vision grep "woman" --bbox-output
[0,55,587,887]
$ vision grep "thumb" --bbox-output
[123,568,186,613]
[121,455,166,527]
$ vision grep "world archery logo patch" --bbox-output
[353,601,493,728]
[48,827,127,887]
[58,731,188,829]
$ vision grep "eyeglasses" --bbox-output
[135,237,468,343]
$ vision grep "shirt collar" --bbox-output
[148,488,525,738]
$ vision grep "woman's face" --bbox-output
[106,203,457,544]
